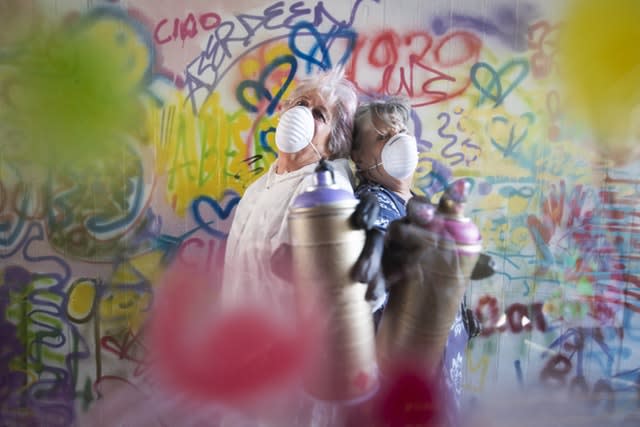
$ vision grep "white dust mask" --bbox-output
[275,106,315,153]
[380,133,419,179]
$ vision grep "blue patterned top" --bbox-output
[440,305,469,426]
[354,181,407,232]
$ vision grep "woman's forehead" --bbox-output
[292,90,328,105]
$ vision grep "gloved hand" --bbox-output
[381,196,437,287]
[381,216,433,289]
[350,191,380,231]
[350,191,387,309]
[351,228,385,284]
[351,227,388,309]
[365,271,387,312]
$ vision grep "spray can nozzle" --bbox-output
[438,178,471,217]
[313,158,336,187]
[292,160,354,209]
[288,159,378,401]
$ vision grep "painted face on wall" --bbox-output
[83,14,153,91]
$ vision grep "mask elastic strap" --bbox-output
[356,161,383,174]
[309,142,323,161]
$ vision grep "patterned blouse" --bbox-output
[354,181,407,232]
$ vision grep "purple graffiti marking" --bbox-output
[0,222,93,426]
[538,326,636,414]
[435,111,480,167]
[0,267,33,426]
[125,208,223,266]
[407,108,453,197]
[0,262,90,427]
[0,222,70,286]
[545,327,619,379]
[431,4,537,51]
[410,105,432,152]
[414,158,453,199]
[0,183,28,249]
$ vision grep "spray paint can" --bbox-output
[288,160,378,402]
[376,179,482,376]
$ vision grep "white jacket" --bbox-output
[222,159,354,311]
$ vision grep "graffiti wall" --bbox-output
[1,0,639,425]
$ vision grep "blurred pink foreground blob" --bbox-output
[149,262,323,406]
[81,262,324,426]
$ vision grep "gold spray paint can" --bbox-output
[377,179,482,376]
[288,161,378,402]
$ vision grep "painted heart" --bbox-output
[190,192,241,238]
[236,55,297,115]
[471,59,529,107]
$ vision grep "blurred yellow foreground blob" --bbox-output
[557,0,640,164]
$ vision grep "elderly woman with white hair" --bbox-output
[222,69,359,311]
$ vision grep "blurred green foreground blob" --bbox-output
[0,4,151,174]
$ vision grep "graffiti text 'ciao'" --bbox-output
[154,11,222,45]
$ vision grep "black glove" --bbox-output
[350,191,387,308]
[351,228,389,309]
[350,192,380,231]
[381,218,432,289]
[379,196,436,287]
[471,252,495,280]
[351,228,385,284]
[365,271,387,313]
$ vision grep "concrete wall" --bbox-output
[1,0,639,425]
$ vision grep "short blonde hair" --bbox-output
[286,68,358,159]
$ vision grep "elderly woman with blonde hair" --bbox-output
[350,96,419,321]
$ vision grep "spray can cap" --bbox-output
[291,160,356,209]
[433,179,481,245]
